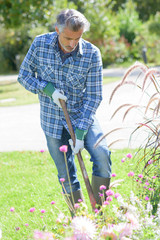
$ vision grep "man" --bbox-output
[18,9,111,213]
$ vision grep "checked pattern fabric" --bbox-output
[18,32,103,139]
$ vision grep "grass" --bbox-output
[0,81,39,107]
[0,149,136,240]
[0,76,120,107]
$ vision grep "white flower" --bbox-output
[71,216,97,240]
[146,202,153,213]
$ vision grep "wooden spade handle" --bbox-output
[59,99,96,210]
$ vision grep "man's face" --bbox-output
[55,26,83,53]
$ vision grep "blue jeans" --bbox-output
[45,116,111,193]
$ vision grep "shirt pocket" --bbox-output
[66,71,86,89]
[40,66,57,84]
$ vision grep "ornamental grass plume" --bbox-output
[71,216,97,240]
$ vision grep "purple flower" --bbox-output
[126,153,132,159]
[51,201,55,205]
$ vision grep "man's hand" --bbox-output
[52,89,67,108]
[69,138,84,154]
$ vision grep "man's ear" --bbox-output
[55,26,59,34]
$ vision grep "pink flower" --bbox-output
[111,173,116,177]
[72,216,97,240]
[51,201,55,205]
[126,153,132,159]
[78,199,83,203]
[94,208,99,213]
[103,200,110,205]
[138,174,143,178]
[106,196,113,202]
[106,189,114,196]
[10,207,15,212]
[145,196,149,201]
[145,182,149,186]
[34,230,53,240]
[29,207,35,212]
[60,178,65,183]
[41,209,46,213]
[100,225,117,240]
[114,193,121,199]
[40,149,45,153]
[125,213,139,229]
[74,203,80,209]
[99,185,106,190]
[121,158,125,162]
[15,227,20,231]
[152,176,156,179]
[148,159,153,164]
[99,193,103,197]
[118,223,133,239]
[128,171,134,177]
[25,223,29,227]
[59,145,68,153]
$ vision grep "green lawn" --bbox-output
[0,76,120,107]
[0,149,136,240]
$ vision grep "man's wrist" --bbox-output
[43,82,55,98]
[75,128,87,140]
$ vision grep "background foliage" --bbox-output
[0,0,160,73]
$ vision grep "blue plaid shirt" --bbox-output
[18,32,103,139]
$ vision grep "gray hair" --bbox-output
[55,9,90,33]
